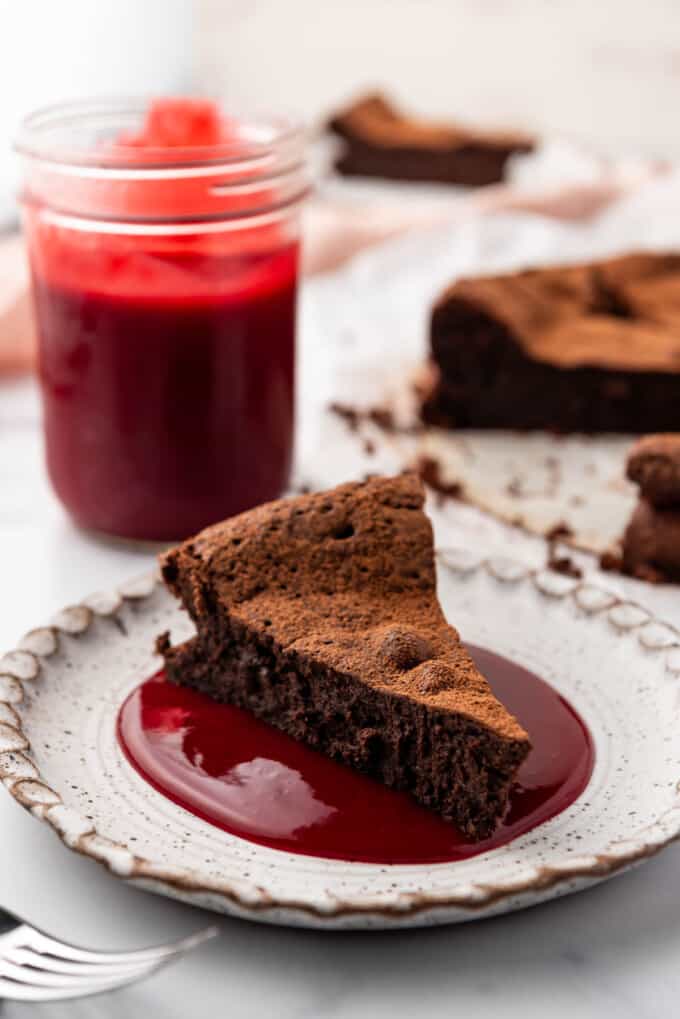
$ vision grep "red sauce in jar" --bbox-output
[25,99,300,541]
[32,242,297,541]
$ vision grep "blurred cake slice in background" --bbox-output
[328,92,534,187]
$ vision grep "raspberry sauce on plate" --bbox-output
[117,645,593,864]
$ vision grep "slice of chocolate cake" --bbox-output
[328,93,534,187]
[422,253,680,433]
[158,473,530,840]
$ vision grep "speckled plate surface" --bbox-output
[1,556,680,930]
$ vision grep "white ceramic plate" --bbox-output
[1,556,680,930]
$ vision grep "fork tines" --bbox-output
[0,921,217,1002]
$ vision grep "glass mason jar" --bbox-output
[16,99,308,542]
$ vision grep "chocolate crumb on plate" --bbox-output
[367,406,396,432]
[328,400,420,436]
[547,553,582,579]
[328,402,361,432]
[546,522,574,542]
[416,455,464,501]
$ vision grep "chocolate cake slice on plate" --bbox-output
[422,252,680,432]
[158,473,530,840]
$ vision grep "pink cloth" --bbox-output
[302,179,636,275]
[0,234,34,376]
[0,172,661,377]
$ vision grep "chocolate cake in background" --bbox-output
[622,434,680,582]
[328,92,534,187]
[158,473,531,840]
[422,253,680,433]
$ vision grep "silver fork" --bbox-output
[0,906,218,1002]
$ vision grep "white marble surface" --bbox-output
[2,370,680,1017]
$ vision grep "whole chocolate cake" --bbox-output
[328,93,534,187]
[422,253,680,433]
[158,473,531,840]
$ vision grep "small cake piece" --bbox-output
[622,499,680,582]
[158,473,531,840]
[422,252,680,433]
[622,433,680,581]
[327,93,534,187]
[626,434,680,507]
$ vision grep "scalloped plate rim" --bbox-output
[1,555,680,929]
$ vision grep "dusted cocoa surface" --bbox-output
[423,253,680,433]
[328,93,533,187]
[159,473,530,839]
[160,474,525,734]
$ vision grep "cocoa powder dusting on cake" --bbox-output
[161,473,519,726]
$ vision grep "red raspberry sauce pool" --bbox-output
[117,646,594,864]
